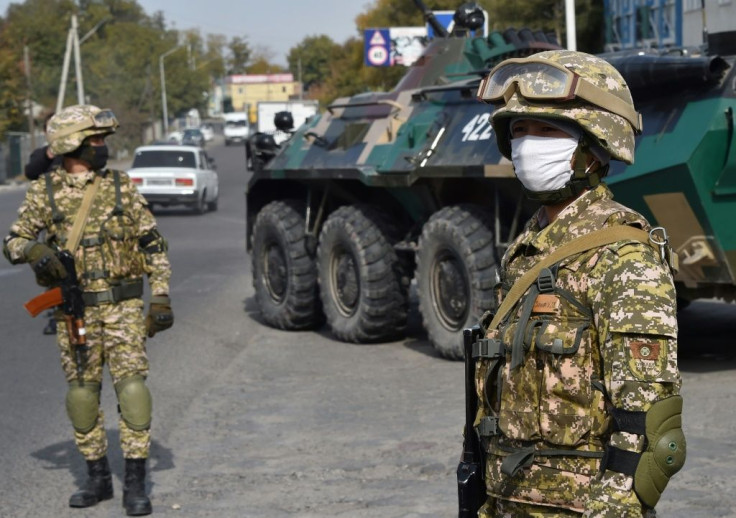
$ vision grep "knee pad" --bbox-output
[66,381,101,434]
[114,375,152,431]
[634,395,687,508]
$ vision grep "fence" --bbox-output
[0,131,46,185]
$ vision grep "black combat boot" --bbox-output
[69,455,113,507]
[123,458,152,516]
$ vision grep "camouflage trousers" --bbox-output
[56,297,151,461]
[478,497,658,517]
[479,498,581,517]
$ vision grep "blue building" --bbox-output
[603,0,736,52]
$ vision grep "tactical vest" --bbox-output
[474,261,608,509]
[473,199,675,510]
[44,170,145,302]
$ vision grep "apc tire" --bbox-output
[251,200,322,330]
[415,205,497,360]
[317,205,408,343]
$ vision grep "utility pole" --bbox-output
[24,45,36,150]
[72,15,85,104]
[298,56,303,100]
[57,27,74,112]
[565,0,577,51]
[56,15,110,111]
[160,45,184,137]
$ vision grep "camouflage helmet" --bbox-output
[47,104,118,155]
[479,50,641,164]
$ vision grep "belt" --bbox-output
[82,278,143,306]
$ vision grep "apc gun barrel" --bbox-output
[605,54,728,96]
[413,0,449,38]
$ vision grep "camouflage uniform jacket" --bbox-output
[475,184,680,516]
[3,166,170,296]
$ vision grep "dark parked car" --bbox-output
[182,128,205,148]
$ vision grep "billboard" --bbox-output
[364,10,489,67]
[364,27,428,67]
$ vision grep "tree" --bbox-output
[0,0,229,148]
[246,45,284,74]
[287,35,341,93]
[477,0,604,52]
[0,35,25,136]
[227,36,251,74]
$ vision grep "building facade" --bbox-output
[604,0,736,51]
[225,73,301,123]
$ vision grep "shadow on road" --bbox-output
[31,431,174,491]
[677,300,736,371]
[149,206,209,217]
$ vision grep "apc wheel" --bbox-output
[251,200,322,330]
[317,205,408,343]
[416,205,497,360]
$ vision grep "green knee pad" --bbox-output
[114,375,152,431]
[66,381,101,434]
[634,395,687,508]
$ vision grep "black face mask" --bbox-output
[66,143,109,171]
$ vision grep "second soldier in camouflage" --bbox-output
[3,104,173,516]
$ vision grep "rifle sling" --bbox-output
[66,174,102,254]
[488,226,652,332]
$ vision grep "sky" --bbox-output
[0,0,372,66]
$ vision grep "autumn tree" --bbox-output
[246,46,285,74]
[0,0,226,149]
[287,35,342,94]
[227,36,251,74]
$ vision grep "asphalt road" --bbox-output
[0,136,735,518]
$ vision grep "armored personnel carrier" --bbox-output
[245,1,736,359]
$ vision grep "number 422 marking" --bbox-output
[460,113,493,142]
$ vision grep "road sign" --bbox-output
[364,28,391,67]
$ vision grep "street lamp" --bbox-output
[159,45,185,137]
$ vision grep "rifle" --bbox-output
[457,325,486,517]
[24,250,88,382]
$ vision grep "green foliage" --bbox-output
[0,0,226,149]
[246,46,285,74]
[287,35,342,91]
[0,0,605,145]
[227,36,251,74]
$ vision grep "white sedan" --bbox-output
[127,145,219,214]
[199,124,214,142]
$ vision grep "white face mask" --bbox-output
[510,135,579,193]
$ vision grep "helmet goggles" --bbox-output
[477,58,642,133]
[53,109,119,140]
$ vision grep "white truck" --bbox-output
[223,111,250,146]
[256,101,319,144]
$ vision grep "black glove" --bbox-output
[25,243,67,286]
[146,295,173,337]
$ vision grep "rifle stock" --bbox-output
[22,249,88,382]
[457,325,486,517]
[24,287,63,317]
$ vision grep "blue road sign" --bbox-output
[364,28,391,67]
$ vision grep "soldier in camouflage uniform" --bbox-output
[3,105,173,516]
[471,50,686,516]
